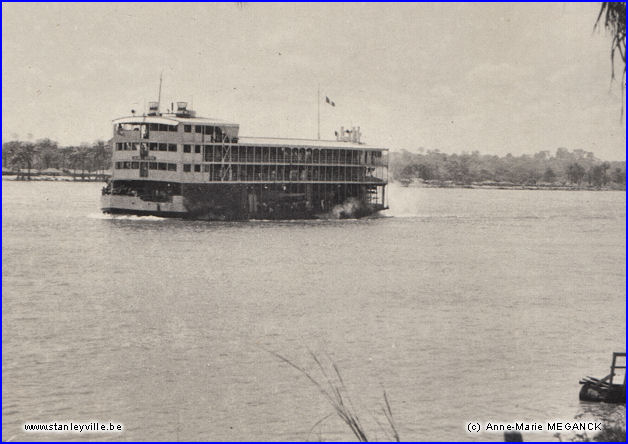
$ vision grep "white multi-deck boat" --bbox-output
[101,101,388,220]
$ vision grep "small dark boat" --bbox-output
[579,352,625,404]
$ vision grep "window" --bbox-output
[183,164,191,172]
[115,162,122,169]
[149,143,157,151]
[204,126,212,135]
[158,124,168,132]
[195,125,202,133]
[149,123,158,131]
[168,124,178,132]
[123,161,131,169]
[131,162,139,169]
[158,163,167,171]
[168,144,177,152]
[132,143,138,151]
[158,143,167,151]
[194,164,201,172]
[167,163,177,171]
[183,144,191,153]
[149,162,157,170]
[195,145,201,154]
[203,165,210,172]
[184,125,192,133]
[116,143,123,151]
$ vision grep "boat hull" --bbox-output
[101,184,386,220]
[579,381,626,404]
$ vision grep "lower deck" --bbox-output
[102,180,387,220]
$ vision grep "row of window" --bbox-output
[123,123,228,136]
[114,162,382,180]
[117,123,177,133]
[183,124,225,137]
[160,123,232,141]
[147,123,178,132]
[116,123,230,140]
[183,144,202,153]
[115,143,384,165]
[115,143,212,153]
[115,162,177,171]
[114,162,203,173]
[183,164,202,172]
[116,142,178,152]
[203,167,377,182]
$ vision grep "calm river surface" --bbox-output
[2,181,625,441]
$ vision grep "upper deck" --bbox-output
[112,119,386,152]
[110,102,388,185]
[112,115,240,143]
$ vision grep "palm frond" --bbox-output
[595,2,626,80]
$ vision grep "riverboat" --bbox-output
[101,101,388,220]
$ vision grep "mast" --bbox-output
[317,84,320,140]
[157,72,163,112]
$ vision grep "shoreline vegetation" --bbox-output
[390,148,625,192]
[2,138,111,182]
[395,179,625,192]
[2,170,108,182]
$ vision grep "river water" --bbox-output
[2,181,625,441]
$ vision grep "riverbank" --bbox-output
[2,173,107,182]
[397,179,625,191]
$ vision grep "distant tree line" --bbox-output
[2,139,112,179]
[390,148,625,189]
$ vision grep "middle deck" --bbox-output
[112,138,388,184]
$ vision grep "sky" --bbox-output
[2,2,626,160]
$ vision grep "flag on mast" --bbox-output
[325,96,336,107]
